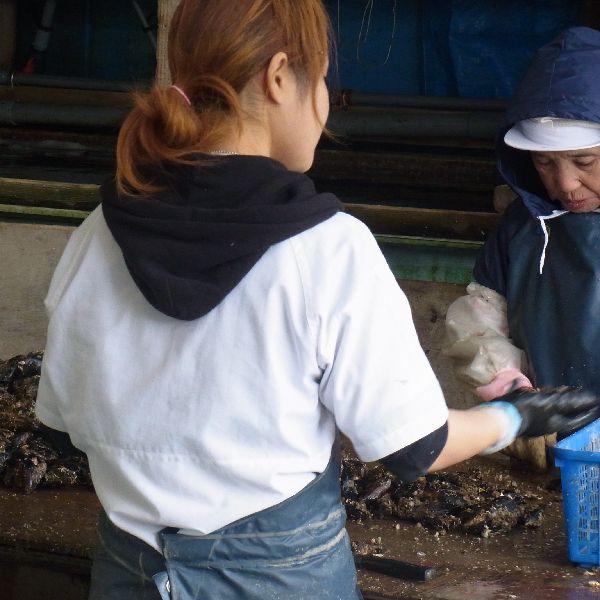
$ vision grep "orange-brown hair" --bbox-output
[116,0,332,196]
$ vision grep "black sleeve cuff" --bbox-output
[379,421,448,482]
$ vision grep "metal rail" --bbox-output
[335,90,507,112]
[0,71,146,93]
[0,98,501,139]
[0,76,504,116]
[327,107,502,140]
[0,101,127,128]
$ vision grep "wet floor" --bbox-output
[350,456,600,599]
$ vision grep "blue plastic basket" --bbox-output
[555,419,600,567]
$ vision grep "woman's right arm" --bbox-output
[429,389,600,473]
[428,408,504,470]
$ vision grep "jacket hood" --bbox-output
[497,26,600,218]
[101,155,342,320]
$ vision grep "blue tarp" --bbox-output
[15,0,586,99]
[326,0,584,99]
[423,0,583,98]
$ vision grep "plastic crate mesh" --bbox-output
[556,422,600,566]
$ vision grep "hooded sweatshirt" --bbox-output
[35,154,449,550]
[474,27,600,394]
[101,155,342,320]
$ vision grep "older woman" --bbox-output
[447,27,600,447]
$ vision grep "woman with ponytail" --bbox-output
[34,2,600,599]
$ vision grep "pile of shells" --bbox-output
[0,352,91,494]
[0,350,546,539]
[341,451,545,537]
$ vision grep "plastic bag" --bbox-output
[445,282,526,387]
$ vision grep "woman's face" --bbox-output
[531,147,600,212]
[266,58,330,173]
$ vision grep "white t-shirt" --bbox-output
[35,206,448,551]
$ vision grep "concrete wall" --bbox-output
[0,221,474,409]
[0,221,73,359]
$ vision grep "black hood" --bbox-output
[101,155,342,320]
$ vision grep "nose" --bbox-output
[554,163,581,194]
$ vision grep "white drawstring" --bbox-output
[537,210,568,274]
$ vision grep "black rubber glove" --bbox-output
[495,387,600,438]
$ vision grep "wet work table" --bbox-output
[1,455,600,600]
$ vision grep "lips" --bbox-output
[561,197,597,202]
[560,197,600,211]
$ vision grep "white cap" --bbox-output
[504,117,600,151]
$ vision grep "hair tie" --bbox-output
[170,84,192,107]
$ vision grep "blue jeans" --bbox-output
[89,449,363,599]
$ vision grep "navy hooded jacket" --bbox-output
[474,27,600,393]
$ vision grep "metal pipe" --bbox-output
[336,90,507,112]
[327,107,502,139]
[0,100,501,139]
[0,70,147,92]
[0,101,127,129]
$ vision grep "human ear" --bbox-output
[264,52,289,105]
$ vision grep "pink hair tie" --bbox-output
[170,84,192,107]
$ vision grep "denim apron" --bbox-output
[89,449,363,600]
